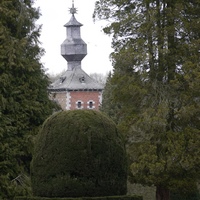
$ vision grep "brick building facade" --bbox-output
[50,90,102,111]
[48,3,103,110]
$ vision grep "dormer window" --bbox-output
[60,76,66,83]
[79,76,85,83]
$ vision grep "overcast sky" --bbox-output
[34,0,113,75]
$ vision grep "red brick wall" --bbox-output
[70,91,102,110]
[50,90,102,110]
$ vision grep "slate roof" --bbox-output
[64,15,82,27]
[49,67,104,91]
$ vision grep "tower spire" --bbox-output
[70,0,77,15]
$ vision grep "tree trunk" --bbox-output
[156,186,170,200]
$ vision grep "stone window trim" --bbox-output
[76,100,84,109]
[66,91,71,110]
[87,100,95,109]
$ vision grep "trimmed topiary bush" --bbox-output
[15,195,142,200]
[31,110,127,197]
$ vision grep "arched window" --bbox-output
[77,101,82,108]
[87,100,95,109]
[89,101,93,108]
[76,100,83,109]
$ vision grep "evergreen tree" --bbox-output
[0,0,57,198]
[94,0,200,199]
[100,72,121,123]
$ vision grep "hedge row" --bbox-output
[15,195,142,200]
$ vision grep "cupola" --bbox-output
[61,1,87,71]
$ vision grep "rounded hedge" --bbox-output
[31,110,127,197]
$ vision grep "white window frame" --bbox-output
[87,100,95,109]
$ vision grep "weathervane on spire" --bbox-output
[69,0,77,15]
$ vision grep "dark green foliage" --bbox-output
[0,0,58,198]
[100,72,121,124]
[94,0,200,199]
[171,190,200,200]
[15,195,142,200]
[31,110,127,197]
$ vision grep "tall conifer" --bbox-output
[0,0,57,198]
[94,1,200,199]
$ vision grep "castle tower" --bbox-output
[61,1,87,70]
[49,1,103,110]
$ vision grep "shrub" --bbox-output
[15,195,142,200]
[31,110,127,197]
[171,190,200,200]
